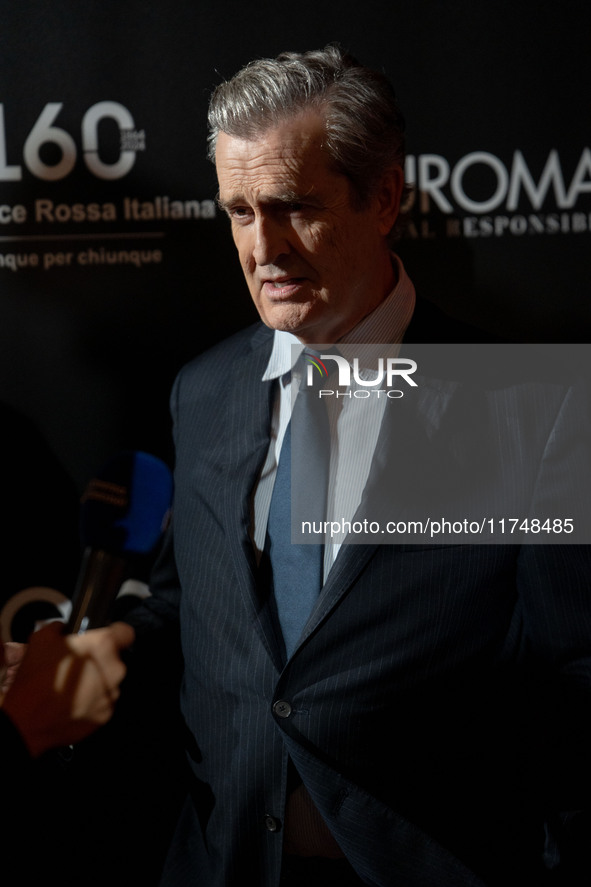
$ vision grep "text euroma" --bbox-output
[404,148,591,215]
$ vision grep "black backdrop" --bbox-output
[1,0,590,492]
[1,2,590,882]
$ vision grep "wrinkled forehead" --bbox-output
[215,113,339,204]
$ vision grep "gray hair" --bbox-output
[207,44,407,213]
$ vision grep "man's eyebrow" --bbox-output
[216,189,319,211]
[215,193,236,212]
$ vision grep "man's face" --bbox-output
[216,110,401,344]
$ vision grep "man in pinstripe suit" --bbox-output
[134,46,591,886]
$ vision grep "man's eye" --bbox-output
[229,207,252,220]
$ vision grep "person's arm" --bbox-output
[0,620,134,758]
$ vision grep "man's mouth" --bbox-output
[262,277,307,297]
[270,278,299,287]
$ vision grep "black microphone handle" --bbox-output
[64,547,126,634]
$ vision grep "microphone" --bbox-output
[64,451,173,634]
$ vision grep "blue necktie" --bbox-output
[266,359,330,657]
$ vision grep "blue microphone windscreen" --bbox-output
[80,451,173,554]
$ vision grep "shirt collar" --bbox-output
[261,254,416,382]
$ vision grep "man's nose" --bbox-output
[252,216,290,266]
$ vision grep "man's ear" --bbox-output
[375,166,404,235]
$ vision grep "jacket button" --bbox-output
[272,699,292,718]
[264,815,281,832]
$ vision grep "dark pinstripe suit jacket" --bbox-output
[137,305,591,887]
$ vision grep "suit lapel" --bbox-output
[218,328,287,669]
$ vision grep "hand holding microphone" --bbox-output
[0,450,172,756]
[1,620,135,757]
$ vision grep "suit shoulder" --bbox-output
[406,297,501,344]
[176,322,272,383]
